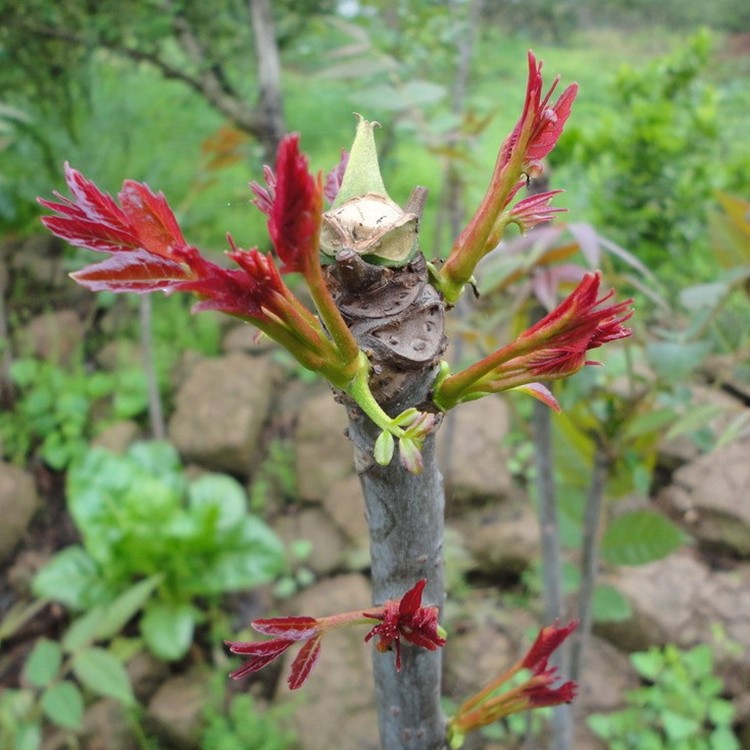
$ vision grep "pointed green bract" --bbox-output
[333,116,388,206]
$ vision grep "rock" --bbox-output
[458,502,539,578]
[438,396,512,510]
[81,698,138,750]
[321,475,369,544]
[168,353,279,476]
[277,575,378,750]
[146,668,213,749]
[576,637,639,714]
[95,339,140,372]
[0,462,39,563]
[659,437,750,557]
[274,508,347,576]
[3,235,70,292]
[566,637,640,750]
[295,391,353,502]
[92,421,140,454]
[599,550,750,693]
[15,310,84,365]
[442,623,514,699]
[126,650,170,703]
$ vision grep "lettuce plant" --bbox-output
[33,441,284,661]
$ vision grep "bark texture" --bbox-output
[349,420,446,750]
[327,242,449,750]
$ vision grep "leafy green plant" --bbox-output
[0,356,147,469]
[149,294,222,377]
[248,437,298,513]
[588,643,740,750]
[558,31,726,279]
[273,539,315,600]
[0,619,139,750]
[32,441,285,661]
[201,678,295,750]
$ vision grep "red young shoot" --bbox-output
[226,580,446,689]
[433,272,633,411]
[448,620,578,747]
[439,51,579,304]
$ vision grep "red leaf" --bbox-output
[40,214,140,254]
[288,634,322,689]
[62,162,131,227]
[228,650,291,679]
[398,579,426,617]
[521,620,578,671]
[401,626,443,651]
[38,163,140,253]
[252,616,320,640]
[264,134,323,274]
[226,638,296,680]
[70,247,192,293]
[119,181,186,257]
[527,82,578,163]
[225,638,294,656]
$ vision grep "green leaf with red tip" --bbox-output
[398,437,424,474]
[512,382,560,411]
[392,408,420,427]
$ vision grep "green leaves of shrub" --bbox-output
[33,441,285,660]
[588,643,740,750]
[22,639,62,688]
[18,637,132,738]
[601,510,688,566]
[1,357,148,469]
[40,682,84,730]
[72,648,135,705]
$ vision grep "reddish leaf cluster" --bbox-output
[39,165,194,293]
[226,616,323,691]
[226,579,446,690]
[364,579,446,671]
[518,271,633,377]
[434,272,633,411]
[500,51,578,176]
[39,137,361,384]
[507,189,566,233]
[518,620,579,707]
[440,51,579,303]
[250,134,323,275]
[38,160,303,315]
[449,620,578,742]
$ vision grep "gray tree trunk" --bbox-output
[327,240,448,749]
[348,417,447,750]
